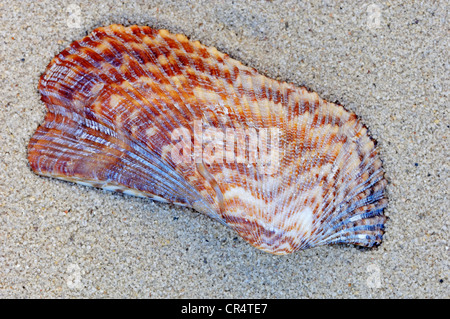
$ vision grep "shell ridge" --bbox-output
[94,31,194,132]
[317,168,383,230]
[154,33,232,212]
[238,69,263,240]
[121,27,234,214]
[82,29,222,210]
[315,144,378,224]
[149,31,202,122]
[29,112,204,206]
[37,85,213,209]
[81,29,196,146]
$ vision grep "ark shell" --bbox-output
[28,24,387,255]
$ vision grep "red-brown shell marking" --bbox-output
[28,24,387,255]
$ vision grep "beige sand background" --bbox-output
[0,0,448,298]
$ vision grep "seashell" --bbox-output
[28,24,388,255]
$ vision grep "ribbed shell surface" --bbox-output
[28,25,388,255]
